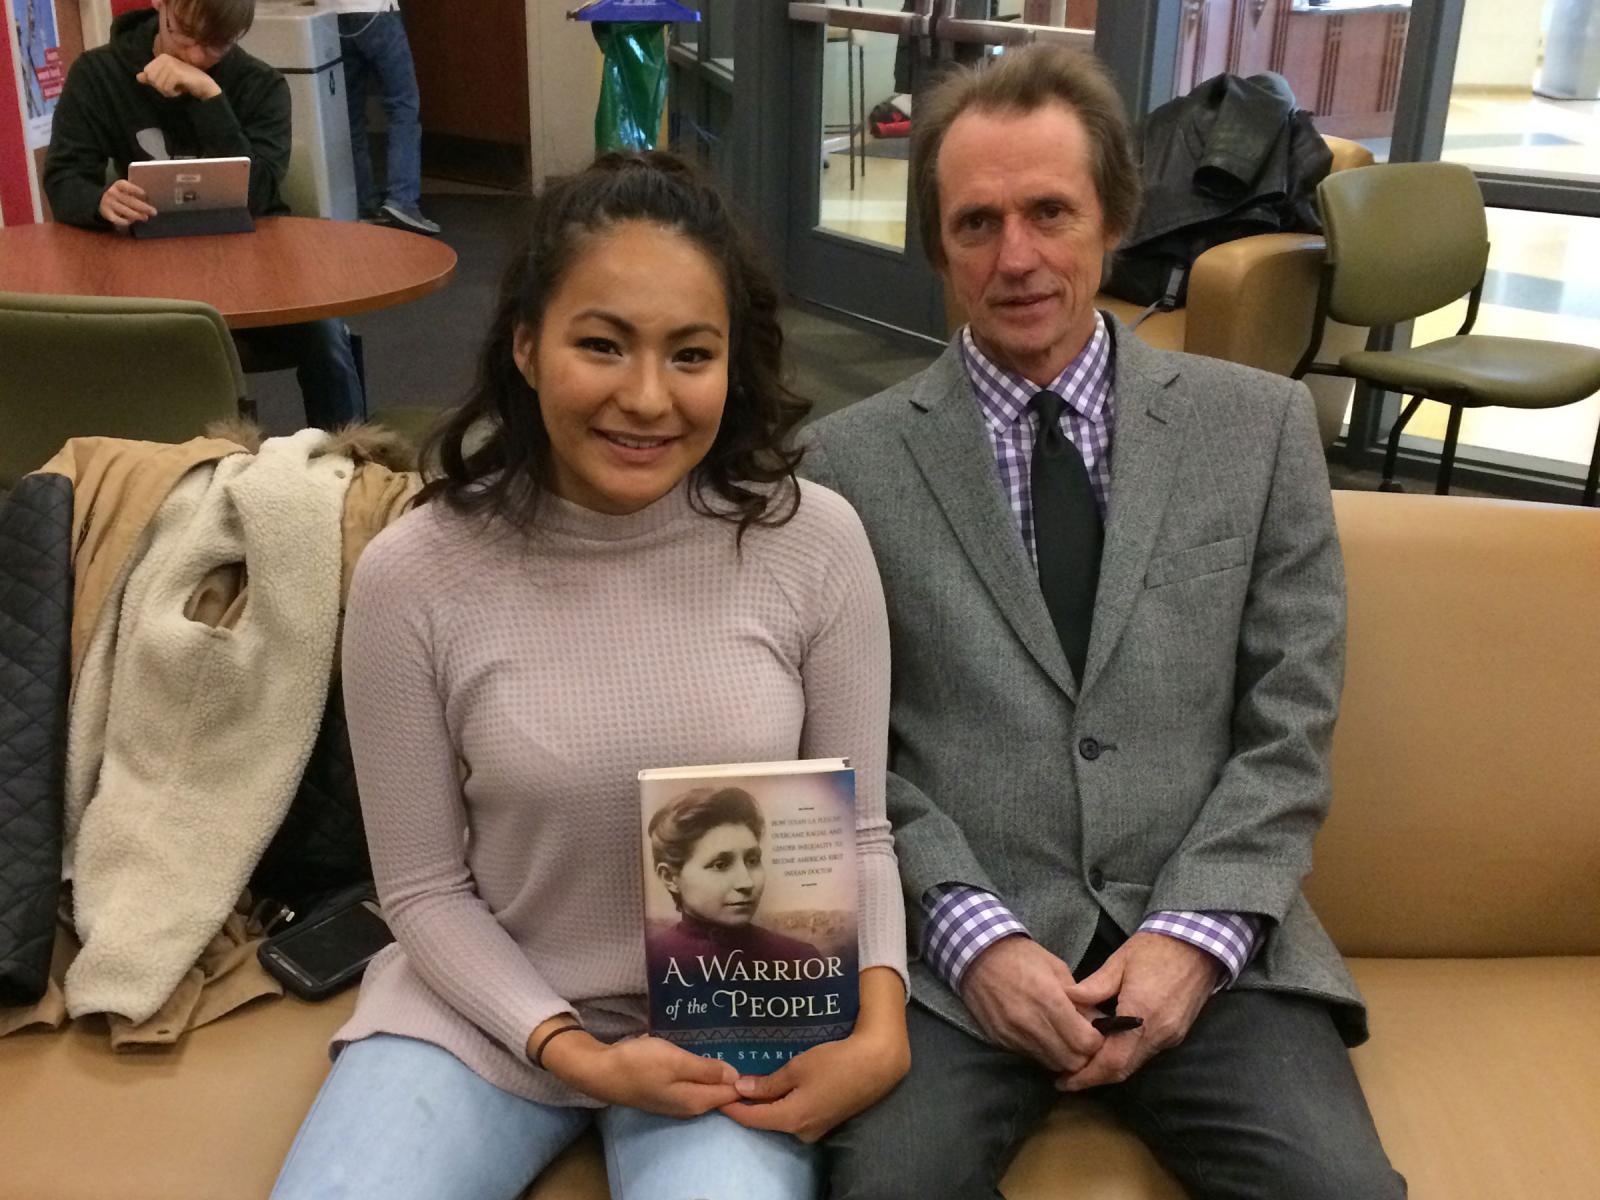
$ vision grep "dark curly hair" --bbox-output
[417,151,810,539]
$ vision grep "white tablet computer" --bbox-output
[128,156,250,214]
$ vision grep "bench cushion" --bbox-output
[0,991,357,1200]
[1317,494,1600,960]
[4,955,1595,1199]
[1347,956,1600,1200]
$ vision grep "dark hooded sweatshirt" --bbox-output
[43,9,291,228]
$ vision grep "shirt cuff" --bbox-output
[922,885,1029,990]
[1139,910,1263,986]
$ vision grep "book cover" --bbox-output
[639,758,859,1075]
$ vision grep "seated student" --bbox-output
[270,151,911,1200]
[42,0,366,431]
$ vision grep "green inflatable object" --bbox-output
[592,22,670,153]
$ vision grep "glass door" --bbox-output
[1172,0,1412,157]
[667,1,739,182]
[781,1,1107,342]
[785,1,948,340]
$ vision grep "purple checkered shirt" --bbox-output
[921,316,1262,991]
[960,318,1115,554]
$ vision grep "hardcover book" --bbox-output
[639,758,859,1074]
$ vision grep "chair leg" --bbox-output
[349,329,369,421]
[857,43,867,180]
[1436,404,1463,495]
[1584,415,1599,506]
[1380,395,1423,493]
[846,37,857,191]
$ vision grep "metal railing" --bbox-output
[787,1,1092,50]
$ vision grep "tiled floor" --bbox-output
[818,150,909,250]
[1439,89,1600,182]
[784,304,941,422]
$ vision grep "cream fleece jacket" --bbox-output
[65,430,352,1023]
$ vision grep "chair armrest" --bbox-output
[1184,233,1369,448]
[1324,135,1376,174]
[1183,232,1327,374]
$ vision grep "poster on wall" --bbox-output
[0,0,45,224]
[14,0,61,148]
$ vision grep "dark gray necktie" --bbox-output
[1030,390,1103,683]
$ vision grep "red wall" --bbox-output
[0,0,38,224]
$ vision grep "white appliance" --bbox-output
[239,2,357,220]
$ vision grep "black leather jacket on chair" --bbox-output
[1106,72,1334,307]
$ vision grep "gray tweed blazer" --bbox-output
[801,317,1367,1046]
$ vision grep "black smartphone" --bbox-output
[1091,1014,1144,1035]
[258,893,395,1001]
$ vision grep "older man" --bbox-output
[787,45,1403,1199]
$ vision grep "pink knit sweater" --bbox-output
[332,478,906,1106]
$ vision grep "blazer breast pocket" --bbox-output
[1144,535,1248,589]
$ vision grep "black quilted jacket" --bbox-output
[0,468,370,1010]
[0,474,73,1005]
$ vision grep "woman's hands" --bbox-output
[718,966,911,1143]
[716,1023,910,1143]
[535,1018,740,1118]
[533,966,910,1135]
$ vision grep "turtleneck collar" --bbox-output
[535,478,703,543]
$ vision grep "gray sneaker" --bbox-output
[381,201,441,235]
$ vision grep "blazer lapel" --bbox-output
[901,346,1079,701]
[1081,321,1190,695]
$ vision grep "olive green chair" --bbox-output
[366,404,443,452]
[0,292,246,489]
[364,406,497,478]
[1292,162,1600,504]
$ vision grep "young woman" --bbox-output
[270,152,909,1200]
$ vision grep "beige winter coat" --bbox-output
[1,431,422,1045]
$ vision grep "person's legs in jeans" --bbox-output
[599,1102,820,1200]
[270,1034,591,1200]
[347,11,434,231]
[234,320,366,430]
[337,14,379,216]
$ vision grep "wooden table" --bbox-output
[0,216,457,329]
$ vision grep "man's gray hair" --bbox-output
[911,44,1141,268]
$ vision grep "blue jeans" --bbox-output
[270,1035,820,1200]
[339,12,423,211]
[233,319,367,430]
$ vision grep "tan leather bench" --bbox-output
[3,491,1596,1199]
